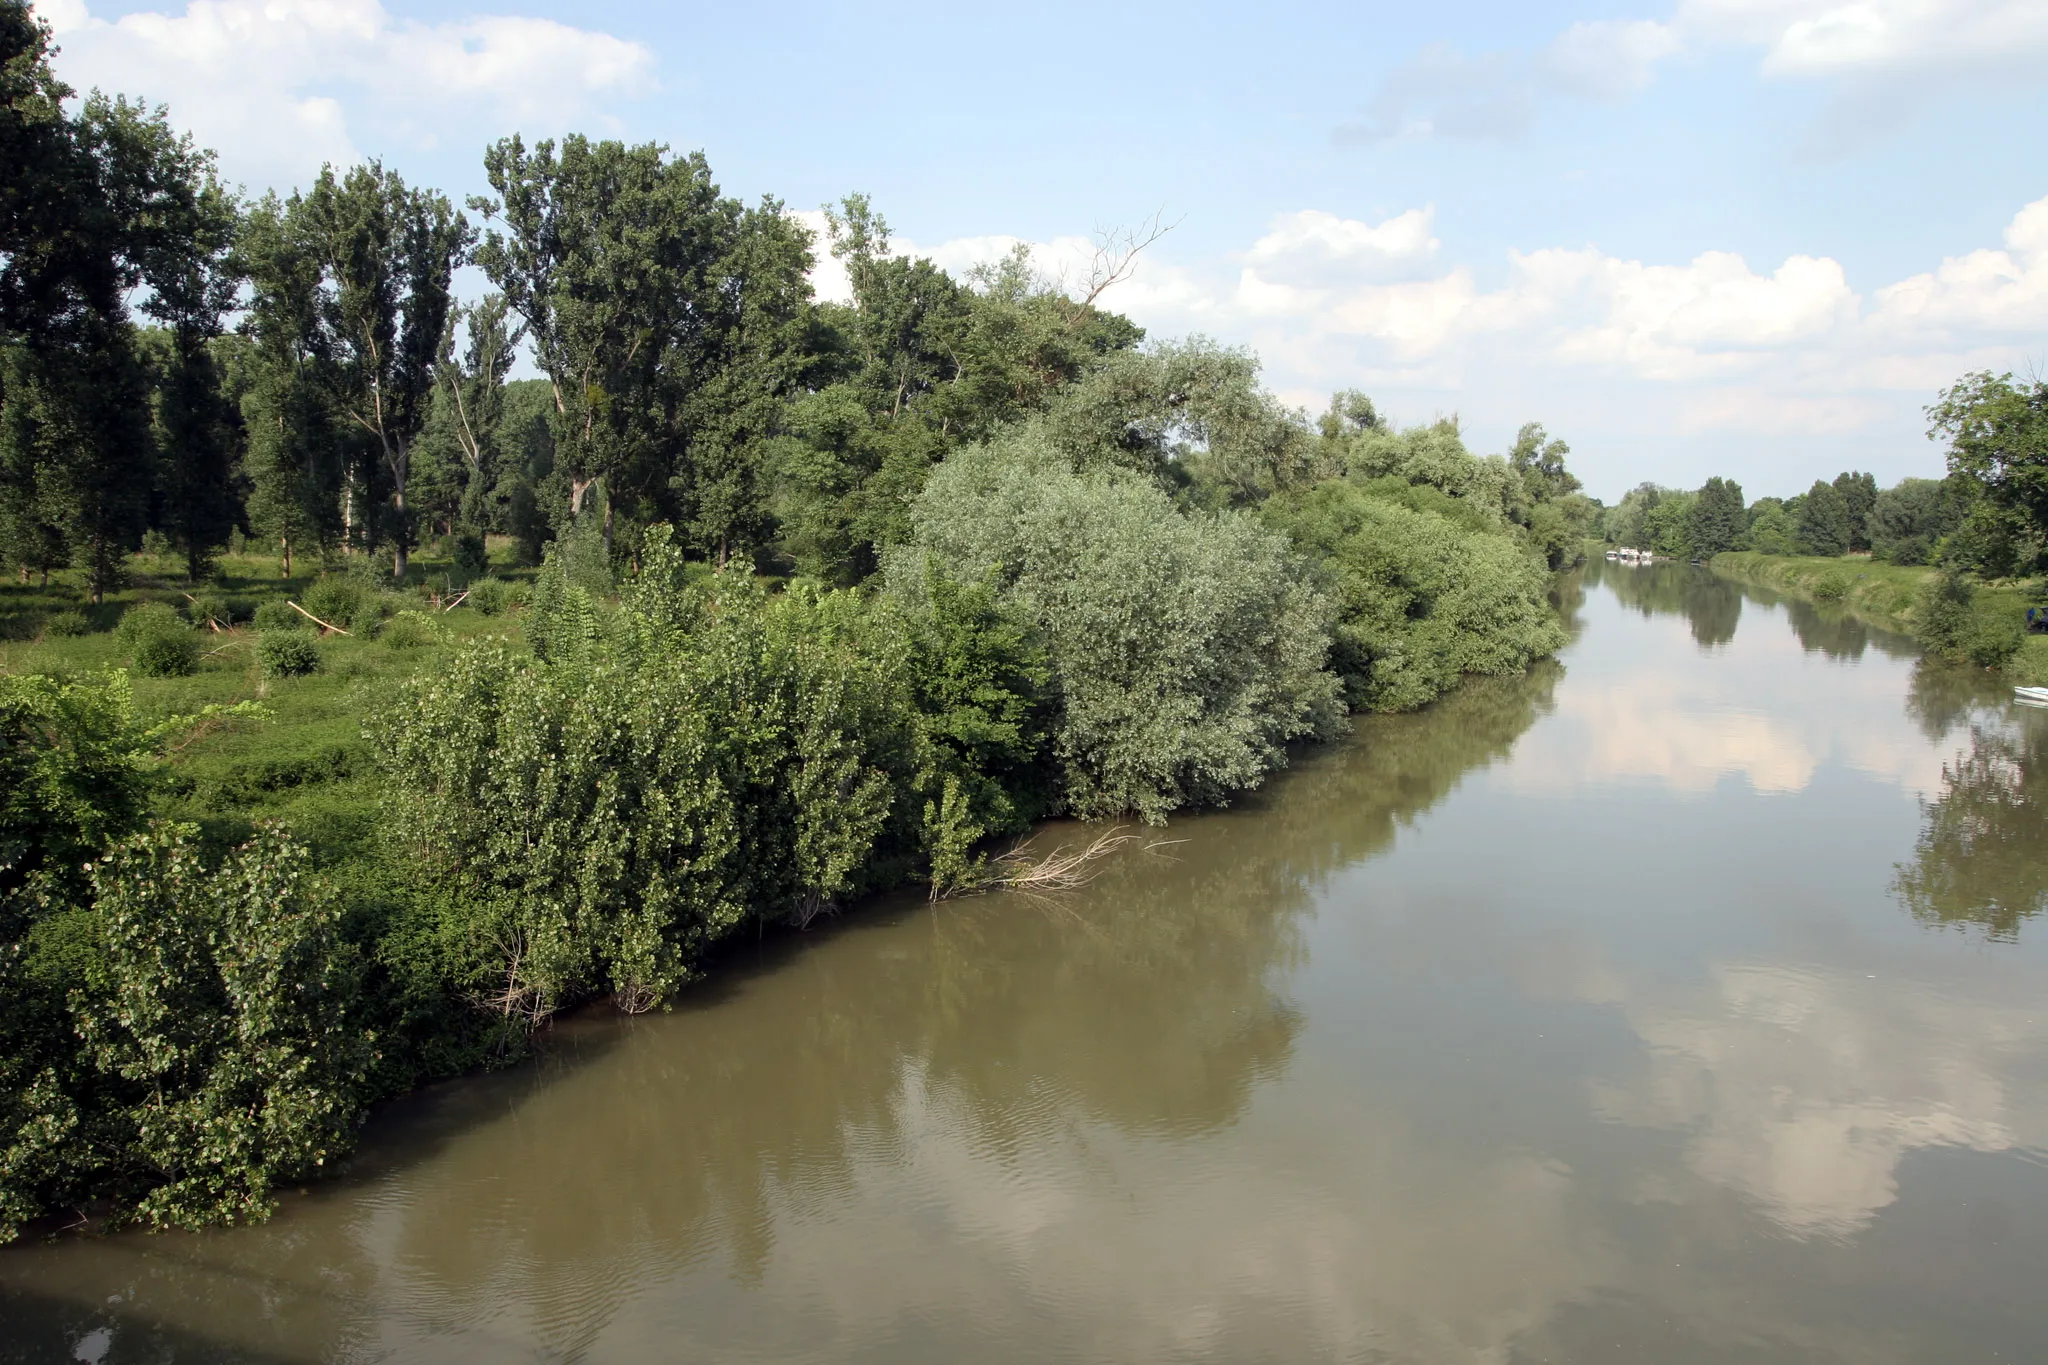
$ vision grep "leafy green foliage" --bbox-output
[887,558,1054,889]
[72,823,368,1229]
[40,609,89,637]
[1917,567,2022,667]
[131,628,199,677]
[377,610,440,650]
[256,632,319,678]
[1811,569,1852,602]
[115,601,185,646]
[464,576,516,615]
[1264,481,1568,713]
[375,528,918,1018]
[898,439,1341,823]
[1685,477,1746,556]
[0,672,156,931]
[1929,372,2048,574]
[251,599,307,632]
[1868,478,1959,565]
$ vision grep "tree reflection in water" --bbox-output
[1895,713,2048,940]
[1588,561,1741,649]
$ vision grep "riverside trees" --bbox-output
[0,0,1591,1237]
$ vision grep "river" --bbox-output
[5,562,2048,1363]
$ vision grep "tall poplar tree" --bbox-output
[302,163,469,578]
[472,135,730,557]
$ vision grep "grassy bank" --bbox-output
[1709,550,2048,685]
[0,540,533,867]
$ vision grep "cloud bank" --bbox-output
[1347,0,2048,148]
[33,0,654,189]
[828,193,2045,494]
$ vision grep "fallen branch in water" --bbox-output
[988,825,1141,891]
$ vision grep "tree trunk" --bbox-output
[281,534,292,578]
[392,482,409,579]
[602,493,615,562]
[391,442,410,580]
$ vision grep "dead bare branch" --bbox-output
[1071,210,1181,313]
[988,825,1142,891]
[287,600,350,635]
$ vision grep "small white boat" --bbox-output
[2016,686,2048,706]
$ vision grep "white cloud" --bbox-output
[1543,19,1683,97]
[1869,195,2048,339]
[1679,0,2048,77]
[1346,1,2048,150]
[877,192,2046,492]
[32,0,654,189]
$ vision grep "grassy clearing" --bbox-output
[0,538,535,867]
[1710,550,2048,686]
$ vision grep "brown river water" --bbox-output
[5,561,2048,1363]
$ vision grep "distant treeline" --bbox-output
[1601,372,2048,575]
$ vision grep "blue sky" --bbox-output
[31,0,2048,500]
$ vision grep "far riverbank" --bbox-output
[1708,550,2048,685]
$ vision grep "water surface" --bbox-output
[6,563,2048,1363]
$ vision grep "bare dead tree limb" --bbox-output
[286,600,350,635]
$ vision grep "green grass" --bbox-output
[1,537,535,868]
[1711,550,2048,683]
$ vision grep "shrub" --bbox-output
[301,577,364,631]
[133,630,200,678]
[1261,481,1568,714]
[252,600,309,632]
[115,601,185,646]
[379,610,440,650]
[452,531,488,577]
[41,610,91,638]
[71,824,370,1231]
[1811,569,1852,601]
[465,576,516,616]
[374,528,919,1020]
[186,593,236,629]
[348,595,392,637]
[895,438,1342,823]
[1918,568,1977,660]
[1965,616,2024,669]
[256,632,320,678]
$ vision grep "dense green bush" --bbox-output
[375,529,925,1019]
[1812,569,1852,601]
[301,577,363,630]
[1,678,362,1239]
[115,601,185,646]
[256,632,320,678]
[378,610,441,650]
[452,531,488,577]
[132,629,200,677]
[895,438,1341,822]
[465,576,517,616]
[252,599,308,632]
[71,824,370,1230]
[186,592,240,628]
[1918,567,2024,668]
[1261,481,1568,713]
[41,610,91,638]
[115,602,200,676]
[886,557,1055,889]
[0,673,158,927]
